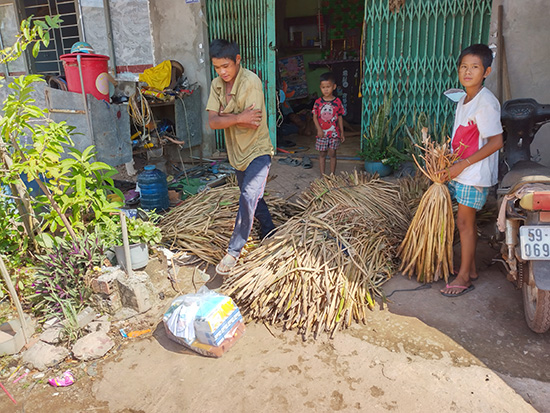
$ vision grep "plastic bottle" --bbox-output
[137,165,170,211]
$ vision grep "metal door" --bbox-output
[205,0,277,150]
[361,0,493,138]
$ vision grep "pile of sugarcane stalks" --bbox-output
[297,171,412,237]
[159,183,303,265]
[222,172,412,339]
[223,206,394,339]
[398,131,459,283]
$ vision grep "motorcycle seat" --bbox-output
[501,160,550,191]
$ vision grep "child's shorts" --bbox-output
[448,181,489,210]
[315,136,341,152]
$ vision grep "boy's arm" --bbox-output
[208,103,262,130]
[312,113,323,137]
[443,133,503,180]
[338,115,345,142]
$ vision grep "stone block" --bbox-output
[39,325,63,344]
[116,270,154,314]
[75,306,97,329]
[86,320,111,334]
[91,268,123,295]
[22,341,69,371]
[72,331,114,361]
[92,290,123,315]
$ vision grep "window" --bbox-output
[22,0,81,75]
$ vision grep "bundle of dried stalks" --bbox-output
[397,174,431,214]
[398,129,459,283]
[222,172,412,339]
[159,183,303,265]
[298,170,412,237]
[223,205,394,339]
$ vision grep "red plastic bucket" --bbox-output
[60,53,110,101]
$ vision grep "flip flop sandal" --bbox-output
[277,156,293,165]
[278,156,301,167]
[302,156,312,169]
[440,284,475,297]
[215,254,237,276]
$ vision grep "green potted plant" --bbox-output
[100,211,162,270]
[359,92,406,177]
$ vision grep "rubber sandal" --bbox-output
[215,254,237,276]
[278,156,293,165]
[278,156,301,167]
[302,156,312,169]
[440,284,475,297]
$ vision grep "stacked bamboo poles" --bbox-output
[159,184,303,265]
[398,129,459,283]
[223,206,394,339]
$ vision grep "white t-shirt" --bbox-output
[451,87,503,187]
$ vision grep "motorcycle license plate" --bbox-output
[519,226,550,260]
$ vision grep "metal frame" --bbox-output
[361,0,493,144]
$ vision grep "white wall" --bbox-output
[486,0,550,166]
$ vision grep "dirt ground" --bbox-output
[1,158,549,412]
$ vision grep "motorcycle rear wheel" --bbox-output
[522,262,550,333]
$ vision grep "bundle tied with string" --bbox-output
[398,128,459,283]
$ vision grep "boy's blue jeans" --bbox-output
[227,154,275,258]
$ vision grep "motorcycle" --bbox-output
[498,98,550,333]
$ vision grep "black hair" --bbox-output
[320,72,336,84]
[458,44,493,70]
[209,39,240,62]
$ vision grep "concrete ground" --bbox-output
[1,159,549,412]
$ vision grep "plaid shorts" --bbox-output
[315,135,341,152]
[448,180,489,210]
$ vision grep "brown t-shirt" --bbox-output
[206,67,273,171]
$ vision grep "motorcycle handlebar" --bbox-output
[501,98,550,126]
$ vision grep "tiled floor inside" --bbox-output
[276,125,362,159]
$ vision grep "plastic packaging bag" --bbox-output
[163,286,245,358]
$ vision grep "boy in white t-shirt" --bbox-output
[440,44,504,297]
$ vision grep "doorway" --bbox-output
[275,0,364,158]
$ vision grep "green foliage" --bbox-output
[99,211,162,246]
[359,92,406,169]
[31,235,106,317]
[0,193,34,300]
[0,194,28,266]
[0,16,62,64]
[58,300,84,346]
[0,21,124,239]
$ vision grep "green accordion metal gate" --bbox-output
[205,0,277,151]
[361,0,493,140]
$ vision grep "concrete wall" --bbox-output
[486,0,550,166]
[148,0,213,156]
[82,0,154,71]
[0,3,25,74]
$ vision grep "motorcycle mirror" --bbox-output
[443,88,466,103]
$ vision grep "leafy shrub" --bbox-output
[99,210,162,246]
[31,236,106,317]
